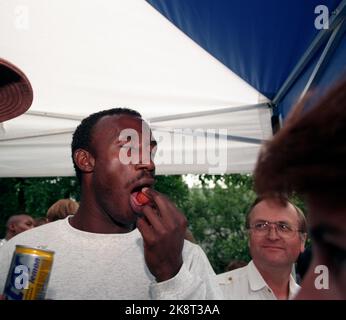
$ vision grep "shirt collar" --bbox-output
[247,260,301,297]
[288,274,301,299]
[247,260,268,291]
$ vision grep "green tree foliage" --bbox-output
[185,174,256,273]
[154,175,189,211]
[0,174,307,274]
[0,177,80,237]
[0,179,21,237]
[23,177,80,218]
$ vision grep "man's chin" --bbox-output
[258,252,289,265]
[263,257,291,268]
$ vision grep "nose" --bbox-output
[136,143,155,170]
[267,225,280,240]
[135,160,155,172]
[135,154,155,173]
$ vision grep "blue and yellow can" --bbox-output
[3,245,54,300]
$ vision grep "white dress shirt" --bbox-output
[217,260,300,300]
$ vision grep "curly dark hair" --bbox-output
[254,77,346,208]
[71,108,142,183]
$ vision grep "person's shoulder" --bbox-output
[182,239,204,255]
[5,219,66,246]
[32,218,66,232]
[216,264,249,283]
[181,240,214,265]
[27,218,64,233]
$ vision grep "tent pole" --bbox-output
[26,110,84,121]
[0,126,265,145]
[270,104,281,135]
[151,126,265,145]
[272,0,346,106]
[301,18,346,97]
[148,103,269,123]
[0,128,75,142]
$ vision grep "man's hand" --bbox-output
[136,189,187,282]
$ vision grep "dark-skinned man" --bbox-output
[0,108,221,299]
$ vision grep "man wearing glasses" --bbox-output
[217,196,307,299]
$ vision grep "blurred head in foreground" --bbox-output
[254,78,346,300]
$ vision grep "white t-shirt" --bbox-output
[0,238,7,248]
[217,260,300,300]
[0,217,221,300]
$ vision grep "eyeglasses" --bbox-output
[249,221,302,239]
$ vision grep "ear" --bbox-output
[8,223,16,233]
[300,233,307,253]
[73,149,95,173]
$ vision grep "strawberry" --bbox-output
[136,191,150,205]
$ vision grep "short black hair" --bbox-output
[71,108,142,183]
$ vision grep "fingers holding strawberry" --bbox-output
[136,189,187,282]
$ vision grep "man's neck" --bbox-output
[70,201,135,234]
[253,260,292,300]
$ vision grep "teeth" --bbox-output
[133,185,150,193]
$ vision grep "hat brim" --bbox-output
[0,58,33,123]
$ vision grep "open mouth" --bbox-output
[129,179,154,214]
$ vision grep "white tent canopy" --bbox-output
[0,0,271,177]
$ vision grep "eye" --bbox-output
[278,223,292,232]
[254,222,267,230]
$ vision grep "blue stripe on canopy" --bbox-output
[279,31,346,119]
[147,0,342,114]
